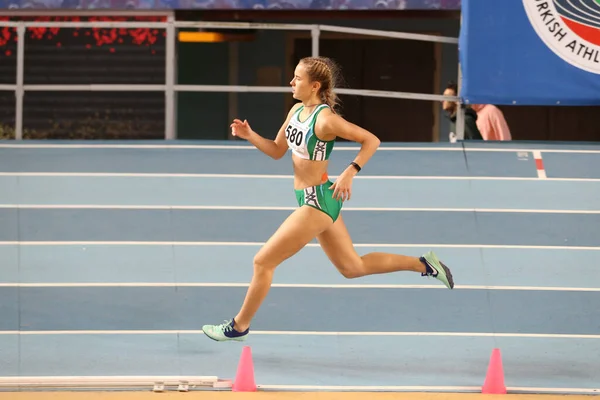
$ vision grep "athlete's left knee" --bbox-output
[336,262,364,279]
[340,269,362,279]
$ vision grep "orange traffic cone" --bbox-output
[232,346,257,392]
[482,348,506,394]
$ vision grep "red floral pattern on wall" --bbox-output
[0,15,167,55]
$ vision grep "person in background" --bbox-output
[470,103,512,141]
[442,81,482,142]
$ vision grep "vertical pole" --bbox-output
[311,26,320,57]
[455,10,465,141]
[455,63,465,141]
[15,23,25,140]
[165,13,176,140]
[228,41,239,140]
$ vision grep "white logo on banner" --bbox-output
[523,0,600,74]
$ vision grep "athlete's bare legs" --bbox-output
[315,214,424,277]
[202,210,454,342]
[202,206,333,341]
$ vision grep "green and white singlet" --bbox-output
[285,104,335,161]
[286,103,342,222]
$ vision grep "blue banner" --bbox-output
[459,0,600,105]
[0,0,460,10]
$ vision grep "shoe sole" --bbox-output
[203,328,247,342]
[439,261,455,289]
[425,252,455,289]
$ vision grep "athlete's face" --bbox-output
[290,63,320,101]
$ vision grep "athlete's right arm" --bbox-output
[232,103,301,160]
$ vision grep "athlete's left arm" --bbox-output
[318,112,380,200]
[321,112,380,174]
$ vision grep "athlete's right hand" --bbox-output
[230,119,253,140]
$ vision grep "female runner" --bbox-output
[202,56,454,342]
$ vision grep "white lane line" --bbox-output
[0,241,598,250]
[0,172,599,181]
[1,282,599,292]
[1,330,599,339]
[0,204,599,213]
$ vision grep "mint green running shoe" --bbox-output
[202,319,249,342]
[420,251,455,289]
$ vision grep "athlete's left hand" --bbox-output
[330,170,354,202]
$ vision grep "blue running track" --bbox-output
[0,141,599,394]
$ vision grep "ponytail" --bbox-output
[321,88,339,113]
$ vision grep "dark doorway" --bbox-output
[293,36,436,142]
[498,105,600,142]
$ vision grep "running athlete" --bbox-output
[202,56,454,342]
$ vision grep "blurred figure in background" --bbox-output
[471,104,512,141]
[442,81,482,142]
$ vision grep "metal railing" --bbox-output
[0,15,462,141]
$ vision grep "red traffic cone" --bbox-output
[482,348,506,394]
[232,346,257,392]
